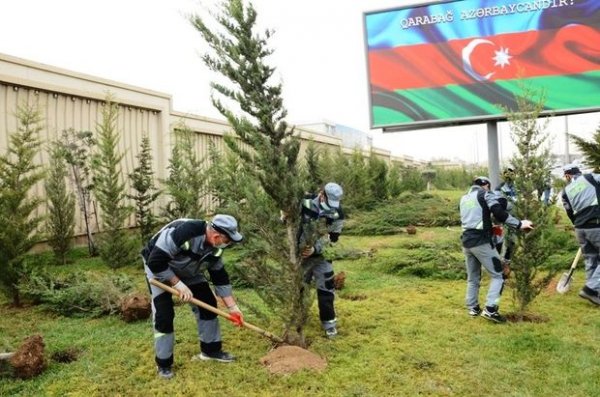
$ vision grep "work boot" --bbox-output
[325,327,338,339]
[157,366,174,379]
[468,305,481,317]
[481,306,506,323]
[578,286,600,306]
[195,351,236,363]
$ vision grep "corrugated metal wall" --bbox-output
[0,53,403,242]
[0,81,165,235]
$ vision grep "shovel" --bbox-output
[148,278,283,343]
[556,248,582,294]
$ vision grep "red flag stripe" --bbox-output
[368,24,600,91]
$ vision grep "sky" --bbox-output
[0,0,598,163]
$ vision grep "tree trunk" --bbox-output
[11,287,21,307]
[285,221,307,348]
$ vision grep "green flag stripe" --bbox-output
[372,70,600,127]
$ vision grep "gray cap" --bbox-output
[324,182,343,208]
[211,214,243,242]
[562,163,581,175]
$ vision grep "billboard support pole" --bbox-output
[487,121,500,188]
[564,115,570,164]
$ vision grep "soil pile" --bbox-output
[260,345,327,375]
[120,293,151,322]
[10,334,46,379]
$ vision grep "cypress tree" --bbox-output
[570,123,600,171]
[504,85,559,317]
[303,140,323,193]
[162,125,208,220]
[368,152,389,202]
[0,103,44,306]
[45,142,76,265]
[92,97,137,268]
[128,135,160,243]
[191,0,310,344]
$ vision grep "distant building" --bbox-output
[429,159,467,169]
[296,120,373,151]
[296,120,428,168]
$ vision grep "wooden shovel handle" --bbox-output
[570,248,582,270]
[148,279,283,343]
[563,248,583,284]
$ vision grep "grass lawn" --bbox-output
[1,228,599,396]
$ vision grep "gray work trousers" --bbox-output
[463,243,504,309]
[575,227,600,291]
[144,264,222,368]
[303,256,337,330]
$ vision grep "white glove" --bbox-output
[173,280,193,302]
[520,220,534,231]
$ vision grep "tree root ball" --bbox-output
[333,271,346,290]
[120,293,151,322]
[10,334,47,379]
[259,345,327,375]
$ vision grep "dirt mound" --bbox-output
[120,293,151,322]
[259,345,327,375]
[10,334,46,379]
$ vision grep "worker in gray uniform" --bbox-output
[494,167,518,263]
[561,164,600,306]
[460,176,533,323]
[299,182,344,338]
[142,214,244,379]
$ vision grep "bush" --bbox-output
[19,270,134,317]
[354,240,465,280]
[344,192,460,236]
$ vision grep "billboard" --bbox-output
[364,0,600,130]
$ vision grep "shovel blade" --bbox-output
[556,272,573,294]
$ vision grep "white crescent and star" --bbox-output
[462,39,512,81]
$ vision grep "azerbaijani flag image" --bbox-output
[364,0,600,129]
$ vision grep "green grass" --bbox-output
[2,231,599,396]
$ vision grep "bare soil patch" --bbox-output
[51,347,82,363]
[505,312,550,323]
[259,345,327,375]
[340,293,367,301]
